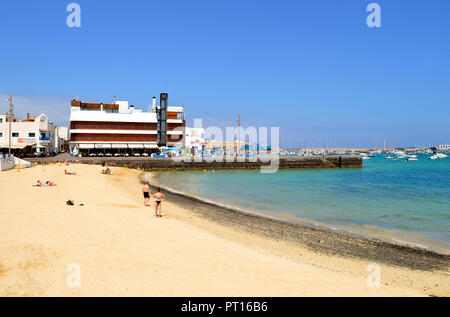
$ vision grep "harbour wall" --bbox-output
[25,155,362,170]
[0,160,15,171]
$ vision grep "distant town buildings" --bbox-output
[203,140,251,156]
[184,127,205,151]
[69,94,185,154]
[0,113,68,155]
[435,144,450,152]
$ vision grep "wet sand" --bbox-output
[0,163,448,296]
[144,174,449,271]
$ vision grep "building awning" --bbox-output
[72,143,158,150]
[128,144,144,149]
[78,144,95,149]
[0,143,36,149]
[95,144,111,149]
[111,144,128,149]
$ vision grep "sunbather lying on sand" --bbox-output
[65,170,77,175]
[34,180,57,187]
[66,199,84,206]
[101,167,112,175]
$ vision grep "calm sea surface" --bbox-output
[150,155,450,251]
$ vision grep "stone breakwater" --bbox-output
[25,155,362,170]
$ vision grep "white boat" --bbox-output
[406,157,418,161]
[385,155,394,159]
[362,156,371,160]
[430,153,448,160]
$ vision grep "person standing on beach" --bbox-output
[153,188,166,217]
[142,183,151,206]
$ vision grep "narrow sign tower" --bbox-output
[157,93,168,147]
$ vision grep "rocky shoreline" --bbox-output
[141,173,450,272]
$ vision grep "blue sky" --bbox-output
[0,0,449,148]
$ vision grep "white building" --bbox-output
[0,113,65,155]
[184,127,205,150]
[436,144,450,152]
[69,95,185,153]
[55,126,69,152]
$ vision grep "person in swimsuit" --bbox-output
[153,187,165,217]
[142,182,150,206]
[35,180,56,187]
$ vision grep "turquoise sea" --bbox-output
[150,155,450,252]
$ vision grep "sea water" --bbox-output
[150,155,450,251]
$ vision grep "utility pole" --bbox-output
[5,95,13,157]
[237,114,240,156]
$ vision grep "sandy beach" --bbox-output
[0,163,448,297]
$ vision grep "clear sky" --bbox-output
[0,0,449,148]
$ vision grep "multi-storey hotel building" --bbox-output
[69,93,185,153]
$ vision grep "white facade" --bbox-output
[436,144,450,151]
[55,126,69,152]
[70,102,159,123]
[57,126,69,140]
[0,113,64,154]
[184,127,205,149]
[69,99,185,151]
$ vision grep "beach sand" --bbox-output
[0,163,448,296]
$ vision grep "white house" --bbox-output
[184,127,205,150]
[0,113,65,155]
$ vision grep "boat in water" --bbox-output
[430,153,448,160]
